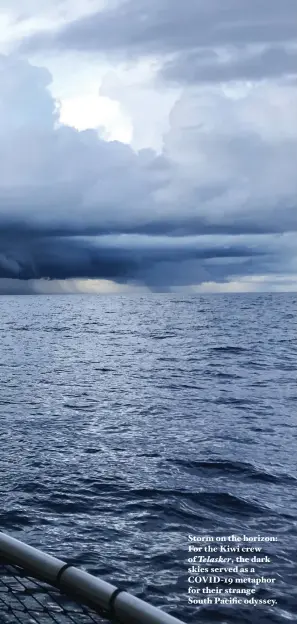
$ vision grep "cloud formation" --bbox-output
[21,0,297,84]
[1,37,297,291]
[161,46,297,85]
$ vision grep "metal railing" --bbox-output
[0,532,186,624]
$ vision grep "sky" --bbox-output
[0,0,297,294]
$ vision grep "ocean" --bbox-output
[0,293,296,623]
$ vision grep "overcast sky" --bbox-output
[0,0,296,294]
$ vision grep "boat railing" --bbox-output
[0,531,186,624]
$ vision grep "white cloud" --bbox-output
[159,80,297,219]
[59,94,133,143]
[1,1,178,152]
[99,66,179,151]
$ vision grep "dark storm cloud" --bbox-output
[161,46,297,85]
[23,0,297,53]
[0,223,270,282]
[1,199,297,240]
[0,54,296,292]
[21,0,297,83]
[0,235,132,281]
[2,226,291,292]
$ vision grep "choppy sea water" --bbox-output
[0,293,296,624]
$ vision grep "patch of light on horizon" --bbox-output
[2,276,296,296]
[35,276,297,295]
[187,275,297,293]
[34,279,148,294]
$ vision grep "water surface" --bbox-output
[1,293,296,623]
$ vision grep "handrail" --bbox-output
[0,531,186,624]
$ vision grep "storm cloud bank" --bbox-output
[22,0,297,85]
[0,46,297,291]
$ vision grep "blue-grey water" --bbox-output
[0,293,296,624]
